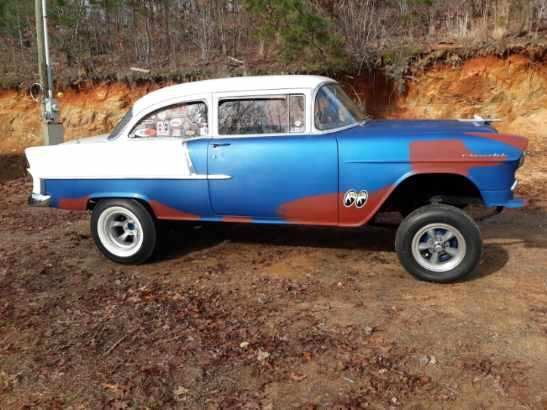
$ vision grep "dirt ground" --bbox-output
[0,174,546,409]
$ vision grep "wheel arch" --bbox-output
[379,172,484,214]
[87,194,157,219]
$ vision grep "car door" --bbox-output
[208,92,339,225]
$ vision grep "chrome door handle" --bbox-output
[213,143,231,148]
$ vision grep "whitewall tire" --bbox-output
[91,199,157,264]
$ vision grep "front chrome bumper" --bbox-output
[511,179,519,192]
[28,193,51,207]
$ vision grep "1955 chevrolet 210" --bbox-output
[25,75,528,282]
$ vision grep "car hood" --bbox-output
[336,120,528,165]
[359,120,528,152]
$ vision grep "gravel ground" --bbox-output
[0,177,546,409]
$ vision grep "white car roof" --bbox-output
[132,75,334,113]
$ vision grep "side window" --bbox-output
[218,95,306,136]
[314,84,364,131]
[131,101,208,139]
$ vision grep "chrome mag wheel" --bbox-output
[97,206,144,258]
[411,223,466,273]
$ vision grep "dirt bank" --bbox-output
[0,83,161,154]
[1,54,546,150]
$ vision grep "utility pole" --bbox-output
[35,0,64,145]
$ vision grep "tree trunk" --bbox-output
[164,1,173,66]
[493,0,512,39]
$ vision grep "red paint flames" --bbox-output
[339,186,393,227]
[278,187,395,227]
[278,193,339,225]
[58,197,89,211]
[410,140,506,175]
[222,215,254,223]
[148,200,200,221]
[465,132,528,151]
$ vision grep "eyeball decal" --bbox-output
[343,189,368,208]
[356,190,368,208]
[344,190,357,207]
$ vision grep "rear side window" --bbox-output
[130,101,208,139]
[289,95,305,133]
[218,95,305,135]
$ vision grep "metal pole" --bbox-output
[35,0,47,117]
[41,0,54,101]
[34,0,64,145]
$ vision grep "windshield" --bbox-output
[108,109,133,140]
[314,83,367,130]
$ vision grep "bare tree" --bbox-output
[333,0,377,66]
[0,0,545,87]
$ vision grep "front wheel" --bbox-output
[91,199,157,264]
[395,204,482,283]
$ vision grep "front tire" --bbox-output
[395,204,482,283]
[91,199,157,264]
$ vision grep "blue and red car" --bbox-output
[25,75,528,282]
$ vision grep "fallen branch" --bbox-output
[228,56,245,65]
[130,67,150,74]
[103,329,136,357]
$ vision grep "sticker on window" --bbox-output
[131,101,208,139]
[156,121,170,137]
[135,128,157,138]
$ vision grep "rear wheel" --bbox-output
[395,204,481,283]
[91,199,157,264]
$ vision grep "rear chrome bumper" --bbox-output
[28,193,51,207]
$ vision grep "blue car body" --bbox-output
[41,119,527,227]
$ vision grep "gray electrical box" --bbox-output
[42,122,64,145]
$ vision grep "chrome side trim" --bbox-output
[511,179,518,191]
[205,174,232,180]
[37,174,232,180]
[182,142,197,174]
[28,193,51,207]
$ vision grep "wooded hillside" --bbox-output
[1,0,546,88]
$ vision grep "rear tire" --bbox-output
[91,199,157,264]
[395,204,481,283]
